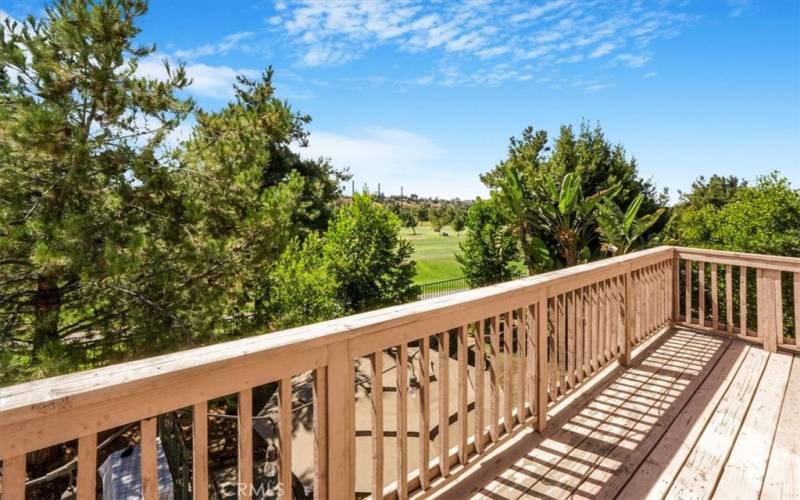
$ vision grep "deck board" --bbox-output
[430,327,800,500]
[713,352,793,500]
[664,347,769,500]
[760,356,800,500]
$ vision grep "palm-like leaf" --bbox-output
[596,195,665,255]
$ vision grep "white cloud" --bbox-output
[137,55,259,100]
[584,83,616,92]
[173,31,254,60]
[298,127,445,177]
[532,31,563,44]
[297,127,485,199]
[269,0,693,74]
[727,0,754,17]
[614,53,651,68]
[511,0,571,23]
[589,42,618,59]
[477,46,510,58]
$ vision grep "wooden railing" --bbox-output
[0,246,796,499]
[673,247,800,353]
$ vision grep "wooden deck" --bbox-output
[4,247,798,499]
[433,328,800,500]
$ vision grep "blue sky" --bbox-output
[3,0,799,200]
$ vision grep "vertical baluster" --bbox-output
[672,255,680,324]
[313,368,328,499]
[517,308,528,423]
[557,295,566,394]
[591,284,599,371]
[503,312,513,433]
[622,271,633,366]
[667,261,673,324]
[699,262,706,328]
[370,352,384,497]
[526,305,537,419]
[664,262,670,324]
[576,288,585,384]
[536,299,548,432]
[795,273,800,340]
[685,260,692,324]
[396,343,408,498]
[473,323,485,455]
[740,266,748,335]
[649,264,659,333]
[648,267,655,333]
[711,263,719,330]
[583,287,591,378]
[489,316,500,440]
[418,337,431,489]
[636,270,643,341]
[457,326,469,464]
[726,265,734,335]
[439,331,452,475]
[77,434,97,500]
[605,280,612,361]
[140,417,158,500]
[654,266,660,330]
[614,274,627,356]
[1,455,26,500]
[641,269,648,335]
[603,280,613,363]
[548,299,557,400]
[193,402,209,500]
[238,389,253,500]
[567,291,576,389]
[596,283,604,364]
[279,378,293,500]
[618,275,626,352]
[660,263,666,326]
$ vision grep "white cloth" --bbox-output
[98,438,174,500]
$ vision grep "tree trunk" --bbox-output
[33,274,61,351]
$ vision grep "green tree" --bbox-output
[430,206,445,233]
[482,122,664,271]
[456,199,520,287]
[0,1,345,381]
[415,204,430,222]
[596,194,666,256]
[678,175,745,209]
[493,169,618,272]
[324,193,419,311]
[673,173,799,256]
[399,208,418,235]
[177,71,345,335]
[452,212,466,235]
[261,234,343,330]
[0,0,193,361]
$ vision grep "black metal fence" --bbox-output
[418,276,470,300]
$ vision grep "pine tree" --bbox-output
[0,0,193,367]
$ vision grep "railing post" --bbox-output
[621,269,633,366]
[326,341,355,497]
[672,251,680,326]
[535,295,548,432]
[756,269,782,352]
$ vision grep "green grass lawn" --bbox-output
[402,222,466,284]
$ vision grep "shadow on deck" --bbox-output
[432,327,799,500]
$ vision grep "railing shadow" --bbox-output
[437,328,742,499]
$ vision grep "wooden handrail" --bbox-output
[2,245,797,499]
